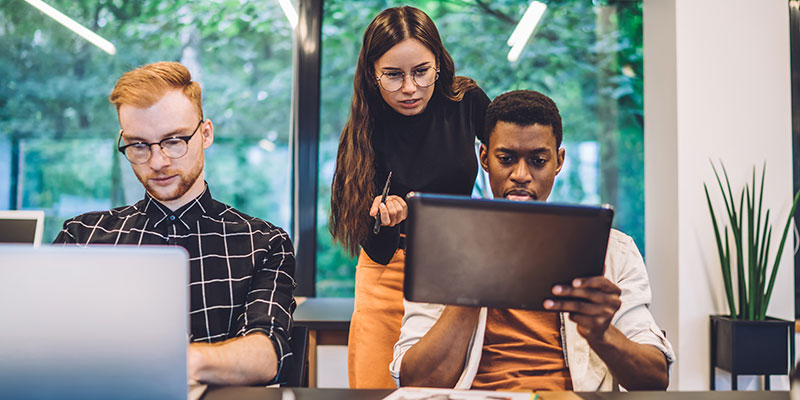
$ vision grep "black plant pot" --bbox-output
[709,315,795,390]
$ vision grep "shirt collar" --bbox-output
[141,183,214,230]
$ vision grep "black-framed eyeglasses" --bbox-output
[376,67,440,92]
[117,119,204,165]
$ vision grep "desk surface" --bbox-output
[294,297,354,330]
[202,387,789,400]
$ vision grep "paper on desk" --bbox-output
[382,387,534,400]
[188,380,208,400]
[532,392,582,400]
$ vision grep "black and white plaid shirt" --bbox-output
[54,184,296,383]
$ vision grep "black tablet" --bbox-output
[403,193,614,310]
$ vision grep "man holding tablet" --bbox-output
[391,90,674,391]
[54,62,295,386]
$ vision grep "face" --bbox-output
[480,121,565,202]
[118,89,213,210]
[373,38,437,116]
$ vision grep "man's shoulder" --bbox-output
[63,203,144,225]
[206,199,289,239]
[607,228,635,248]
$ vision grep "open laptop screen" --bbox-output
[0,210,45,246]
[0,245,189,400]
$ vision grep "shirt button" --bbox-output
[169,215,176,221]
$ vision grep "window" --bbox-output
[2,1,645,298]
[316,0,645,296]
[1,2,294,242]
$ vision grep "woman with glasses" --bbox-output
[329,6,490,388]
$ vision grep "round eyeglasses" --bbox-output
[376,67,440,92]
[117,120,204,165]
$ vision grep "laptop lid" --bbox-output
[0,245,189,400]
[0,210,45,246]
[404,193,614,310]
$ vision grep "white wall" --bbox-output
[645,0,794,391]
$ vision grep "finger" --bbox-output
[385,198,400,224]
[568,313,611,334]
[551,287,622,310]
[380,203,391,225]
[543,298,610,317]
[386,197,408,226]
[396,197,408,221]
[370,196,383,217]
[571,277,621,295]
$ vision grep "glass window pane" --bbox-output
[1,2,294,242]
[317,0,644,296]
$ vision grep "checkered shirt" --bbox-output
[53,184,296,383]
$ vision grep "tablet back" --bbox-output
[404,193,614,310]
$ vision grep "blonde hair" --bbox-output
[109,61,203,119]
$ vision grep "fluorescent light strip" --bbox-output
[507,1,547,62]
[25,0,116,55]
[278,0,298,29]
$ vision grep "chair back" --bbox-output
[282,325,309,387]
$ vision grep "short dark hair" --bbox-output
[483,90,562,148]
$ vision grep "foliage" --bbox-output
[704,161,800,320]
[2,0,646,298]
[317,0,646,295]
[1,0,293,235]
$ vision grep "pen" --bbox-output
[374,171,393,235]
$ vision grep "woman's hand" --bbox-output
[369,195,408,227]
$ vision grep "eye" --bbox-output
[384,71,403,79]
[497,154,514,164]
[413,67,430,76]
[129,142,149,151]
[530,157,548,167]
[161,137,184,148]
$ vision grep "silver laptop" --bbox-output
[0,245,189,400]
[0,210,45,246]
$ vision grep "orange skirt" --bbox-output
[348,248,405,389]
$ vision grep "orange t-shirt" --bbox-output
[471,309,572,391]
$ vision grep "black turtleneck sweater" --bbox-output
[363,86,491,264]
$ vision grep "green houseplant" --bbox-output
[704,161,799,390]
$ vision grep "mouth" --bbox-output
[150,174,177,187]
[504,189,536,202]
[398,98,421,108]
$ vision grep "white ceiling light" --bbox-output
[507,1,547,63]
[25,0,116,55]
[278,0,298,29]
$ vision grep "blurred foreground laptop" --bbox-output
[0,245,189,400]
[0,210,45,246]
[404,193,614,310]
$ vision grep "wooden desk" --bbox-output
[202,387,790,400]
[294,297,354,387]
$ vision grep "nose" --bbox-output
[148,143,171,171]
[510,160,532,184]
[400,74,416,94]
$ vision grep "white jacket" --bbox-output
[390,229,675,391]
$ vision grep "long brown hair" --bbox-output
[330,6,477,256]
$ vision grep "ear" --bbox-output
[479,143,489,172]
[201,119,214,149]
[554,147,565,176]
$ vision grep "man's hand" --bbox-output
[543,276,621,343]
[187,333,278,386]
[369,195,408,227]
[543,275,668,390]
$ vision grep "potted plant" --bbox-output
[704,161,800,390]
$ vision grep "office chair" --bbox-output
[282,325,309,387]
